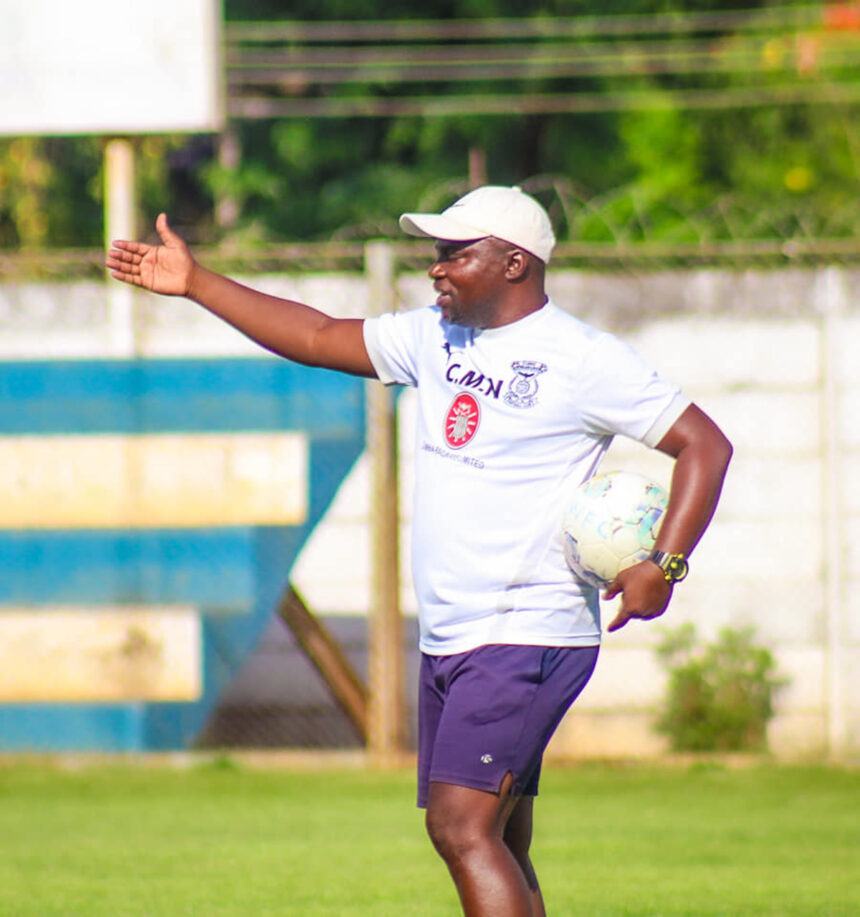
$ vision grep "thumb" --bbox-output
[155,212,181,247]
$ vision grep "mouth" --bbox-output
[435,287,452,308]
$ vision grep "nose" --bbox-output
[428,259,445,279]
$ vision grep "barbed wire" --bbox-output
[2,221,858,285]
[226,6,860,119]
[226,6,831,43]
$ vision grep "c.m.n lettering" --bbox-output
[445,363,503,399]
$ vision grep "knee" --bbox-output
[425,805,485,865]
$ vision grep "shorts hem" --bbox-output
[418,770,535,809]
[418,773,498,809]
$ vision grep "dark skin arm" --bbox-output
[107,221,729,636]
[604,403,733,632]
[105,214,377,378]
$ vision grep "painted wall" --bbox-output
[1,264,857,758]
[0,275,369,750]
[294,264,860,760]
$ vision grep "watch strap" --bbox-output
[648,550,689,583]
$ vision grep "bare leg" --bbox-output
[504,796,545,917]
[425,775,541,917]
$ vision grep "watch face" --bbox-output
[651,551,689,582]
[666,556,689,582]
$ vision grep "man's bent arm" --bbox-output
[605,403,732,632]
[650,402,733,557]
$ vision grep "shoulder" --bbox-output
[369,303,439,327]
[543,302,640,356]
[366,304,442,344]
[544,300,600,334]
[364,306,453,383]
[522,301,607,361]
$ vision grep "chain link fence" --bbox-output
[2,194,857,756]
[189,224,857,756]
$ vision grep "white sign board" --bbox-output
[0,0,222,135]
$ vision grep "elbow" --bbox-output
[689,422,733,482]
[656,404,733,482]
[713,429,733,478]
[720,427,733,466]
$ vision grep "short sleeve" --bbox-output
[576,332,690,445]
[363,311,424,387]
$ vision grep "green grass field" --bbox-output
[0,759,856,916]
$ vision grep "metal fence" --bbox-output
[186,239,857,759]
[1,216,858,758]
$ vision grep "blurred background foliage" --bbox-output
[655,624,787,752]
[0,0,857,249]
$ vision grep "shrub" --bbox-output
[655,623,787,752]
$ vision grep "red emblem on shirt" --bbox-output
[445,392,480,449]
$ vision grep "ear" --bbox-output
[503,249,530,281]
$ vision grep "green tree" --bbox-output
[1,1,857,249]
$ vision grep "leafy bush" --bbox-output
[655,623,787,752]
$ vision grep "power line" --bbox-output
[227,37,859,85]
[228,82,860,119]
[226,6,827,43]
[224,7,860,118]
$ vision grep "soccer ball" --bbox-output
[562,471,668,588]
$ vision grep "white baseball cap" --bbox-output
[399,185,556,263]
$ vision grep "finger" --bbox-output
[109,269,142,287]
[106,262,137,277]
[110,239,148,255]
[106,249,141,276]
[105,248,141,268]
[606,609,629,632]
[603,580,621,600]
[156,212,179,246]
[106,247,141,265]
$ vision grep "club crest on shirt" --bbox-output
[504,361,548,409]
[444,392,480,448]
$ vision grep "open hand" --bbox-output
[603,560,672,632]
[106,213,195,296]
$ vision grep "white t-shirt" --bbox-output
[362,301,689,655]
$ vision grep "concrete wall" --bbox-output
[294,264,860,761]
[1,263,857,758]
[0,273,368,751]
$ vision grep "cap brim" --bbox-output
[399,212,488,242]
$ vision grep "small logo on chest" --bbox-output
[444,393,480,448]
[504,360,548,409]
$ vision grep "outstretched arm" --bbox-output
[604,403,733,632]
[106,214,377,378]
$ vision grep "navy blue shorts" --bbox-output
[417,643,599,808]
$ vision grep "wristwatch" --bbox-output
[648,550,689,584]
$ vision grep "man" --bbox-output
[107,185,732,917]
